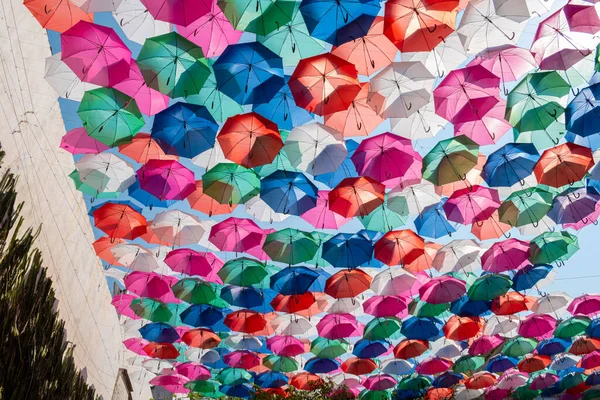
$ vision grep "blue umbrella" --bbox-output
[586,371,600,386]
[536,338,570,356]
[400,317,443,341]
[253,76,313,130]
[356,229,385,268]
[485,355,517,373]
[353,339,389,358]
[139,322,179,343]
[270,266,320,295]
[315,140,359,188]
[299,0,380,45]
[151,102,218,158]
[540,382,563,397]
[432,371,464,388]
[127,181,176,210]
[220,286,276,310]
[255,371,288,388]
[587,318,600,338]
[512,264,553,291]
[322,232,374,269]
[308,267,330,292]
[414,201,456,239]
[566,84,600,138]
[213,42,285,105]
[260,170,318,215]
[179,304,227,327]
[304,357,340,374]
[221,384,254,398]
[481,143,539,187]
[450,296,491,317]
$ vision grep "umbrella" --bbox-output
[218,258,270,287]
[130,297,173,322]
[118,133,177,164]
[400,316,443,341]
[341,358,378,375]
[224,309,269,334]
[140,0,210,26]
[304,357,340,374]
[263,228,319,264]
[393,339,429,359]
[172,279,225,306]
[415,201,456,239]
[549,187,600,226]
[150,374,190,394]
[467,274,512,301]
[263,355,299,372]
[492,292,534,315]
[353,339,389,359]
[389,182,440,216]
[317,313,364,339]
[443,185,500,225]
[363,296,408,318]
[93,202,147,239]
[370,268,417,296]
[311,337,349,358]
[363,316,403,341]
[512,264,554,292]
[529,230,579,265]
[569,294,600,316]
[453,355,485,374]
[498,187,554,228]
[140,322,180,343]
[432,239,481,274]
[289,372,323,390]
[74,153,135,196]
[374,229,424,266]
[187,180,237,216]
[267,336,305,357]
[44,52,98,102]
[217,0,296,36]
[165,248,223,278]
[301,191,352,230]
[184,380,223,397]
[60,127,110,155]
[260,170,318,215]
[360,194,410,233]
[270,266,319,295]
[517,354,551,373]
[566,84,600,138]
[519,314,557,339]
[325,269,372,298]
[137,159,196,201]
[113,60,171,116]
[150,210,206,246]
[451,295,490,317]
[555,316,591,339]
[534,143,594,187]
[253,77,314,131]
[329,177,385,218]
[481,143,539,187]
[209,217,263,253]
[322,232,374,269]
[325,82,384,138]
[24,0,92,33]
[202,163,261,205]
[481,238,530,273]
[419,276,466,304]
[422,135,479,186]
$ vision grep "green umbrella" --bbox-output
[185,380,224,397]
[218,257,270,287]
[305,232,333,268]
[263,354,299,372]
[512,386,540,400]
[359,194,409,232]
[498,187,554,227]
[397,374,431,392]
[257,6,326,66]
[363,317,402,341]
[68,170,120,199]
[506,71,570,150]
[529,230,579,265]
[263,228,319,264]
[554,316,591,339]
[422,135,479,186]
[310,337,349,358]
[129,298,173,323]
[216,368,253,386]
[583,388,600,400]
[78,88,144,147]
[467,274,512,302]
[202,163,261,205]
[137,32,210,98]
[502,337,538,358]
[359,389,391,400]
[218,0,297,36]
[408,298,450,318]
[560,372,587,390]
[187,60,243,123]
[453,355,485,374]
[172,278,227,306]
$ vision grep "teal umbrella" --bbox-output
[263,228,319,264]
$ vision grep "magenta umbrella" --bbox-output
[60,127,110,154]
[112,293,140,319]
[529,373,559,390]
[141,0,211,27]
[317,313,364,339]
[454,101,512,146]
[567,294,600,316]
[175,0,242,58]
[208,217,264,253]
[138,159,196,201]
[433,65,500,124]
[124,337,150,355]
[363,375,397,391]
[481,239,530,273]
[245,228,273,261]
[351,132,422,188]
[301,191,351,230]
[518,314,557,340]
[61,21,132,87]
[164,248,224,279]
[175,362,212,380]
[419,276,466,304]
[469,335,503,356]
[363,296,408,318]
[124,271,179,302]
[416,357,453,375]
[443,185,501,225]
[149,374,190,394]
[267,335,305,357]
[113,60,170,116]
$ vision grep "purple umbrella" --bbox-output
[137,159,196,201]
[549,187,600,226]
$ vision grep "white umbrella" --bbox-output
[496,371,529,390]
[402,33,467,78]
[434,341,463,359]
[531,292,572,315]
[245,196,290,223]
[454,387,485,400]
[75,153,135,194]
[371,268,417,296]
[283,123,348,176]
[112,0,170,44]
[273,315,315,336]
[380,359,414,376]
[150,210,206,246]
[389,102,448,141]
[192,142,227,170]
[184,348,221,363]
[368,61,434,118]
[44,52,98,101]
[432,240,482,274]
[483,315,521,338]
[326,298,362,314]
[388,181,441,215]
[72,0,122,12]
[223,333,264,351]
[549,353,580,371]
[141,359,173,374]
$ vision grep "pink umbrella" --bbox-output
[266,336,305,357]
[363,375,397,391]
[174,362,212,380]
[363,295,408,318]
[529,372,559,390]
[113,60,170,116]
[433,65,500,124]
[175,0,242,58]
[223,350,261,369]
[469,335,503,356]
[481,238,530,273]
[124,337,150,355]
[567,294,600,316]
[580,351,600,369]
[317,313,364,339]
[415,357,453,375]
[141,0,211,27]
[351,132,422,188]
[60,127,110,154]
[443,185,501,225]
[518,314,557,340]
[454,101,512,146]
[164,248,224,278]
[496,370,529,390]
[124,271,179,302]
[149,374,190,394]
[137,159,196,201]
[111,293,140,319]
[245,228,274,261]
[419,276,466,304]
[61,21,132,87]
[208,217,264,253]
[301,191,352,230]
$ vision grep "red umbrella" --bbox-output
[24,0,92,33]
[119,133,177,163]
[341,357,377,375]
[289,53,361,116]
[570,337,600,356]
[518,354,551,373]
[218,112,283,168]
[394,339,429,359]
[93,236,125,266]
[329,177,385,218]
[224,310,269,334]
[143,342,179,359]
[491,292,534,315]
[181,328,222,348]
[289,373,323,390]
[374,229,425,266]
[443,315,483,341]
[464,372,497,389]
[271,293,316,314]
[325,269,373,299]
[92,202,147,240]
[534,143,594,188]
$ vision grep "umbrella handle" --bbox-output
[593,219,599,226]
[343,13,349,23]
[519,179,525,187]
[292,43,296,53]
[524,190,534,197]
[371,59,375,69]
[548,226,555,232]
[475,220,484,227]
[503,231,511,239]
[552,136,560,145]
[427,24,437,33]
[532,221,539,228]
[503,87,509,96]
[571,87,580,96]
[572,191,581,199]
[356,122,362,131]
[406,102,412,111]
[423,125,431,133]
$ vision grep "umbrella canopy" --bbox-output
[253,77,314,131]
[141,0,210,26]
[481,143,539,187]
[329,177,385,218]
[422,135,479,186]
[25,0,93,33]
[263,228,319,265]
[217,0,296,36]
[534,143,594,187]
[137,159,196,201]
[93,202,147,239]
[443,185,500,225]
[374,229,425,266]
[202,163,261,205]
[322,232,374,269]
[419,276,466,304]
[498,187,554,228]
[325,269,373,298]
[301,191,352,230]
[529,230,579,265]
[260,170,318,216]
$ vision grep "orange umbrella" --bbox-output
[471,210,512,241]
[218,112,283,168]
[329,176,385,218]
[289,372,323,390]
[405,242,441,273]
[394,339,429,359]
[331,17,399,76]
[271,293,317,314]
[464,372,497,389]
[92,202,147,240]
[325,269,373,299]
[518,354,551,373]
[570,337,600,355]
[181,328,222,348]
[186,180,237,216]
[491,292,535,315]
[443,315,483,341]
[289,53,361,116]
[425,388,454,400]
[93,236,125,266]
[143,342,179,359]
[341,357,377,375]
[534,143,594,188]
[374,229,425,266]
[383,0,457,53]
[118,133,177,163]
[324,82,384,138]
[24,0,92,33]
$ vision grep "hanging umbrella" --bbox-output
[566,84,600,138]
[289,372,323,390]
[150,210,206,246]
[217,0,296,36]
[187,180,238,216]
[512,264,553,291]
[325,269,373,298]
[25,0,92,33]
[405,242,441,273]
[213,42,285,105]
[266,336,305,357]
[263,355,299,372]
[359,194,409,233]
[184,380,223,397]
[301,191,352,230]
[209,217,263,253]
[263,228,319,264]
[60,127,110,155]
[471,210,512,241]
[481,143,539,187]
[140,322,180,343]
[260,170,318,215]
[202,163,261,205]
[517,354,551,373]
[150,374,190,394]
[467,274,512,301]
[78,87,145,147]
[498,187,554,228]
[218,258,270,287]
[317,313,364,339]
[549,187,600,226]
[140,0,210,26]
[165,249,224,278]
[363,295,408,318]
[322,233,374,269]
[130,298,173,322]
[304,357,340,374]
[393,339,429,359]
[419,276,466,304]
[363,317,402,341]
[270,266,319,295]
[400,316,443,341]
[224,309,269,334]
[432,239,481,274]
[389,182,440,216]
[93,202,147,239]
[529,230,579,265]
[118,133,177,164]
[44,52,98,102]
[113,0,171,44]
[374,230,424,266]
[554,316,591,339]
[568,294,600,316]
[371,268,417,296]
[492,292,534,315]
[125,271,178,301]
[443,185,500,225]
[453,355,485,374]
[244,196,288,224]
[113,60,171,116]
[137,159,196,201]
[518,314,557,339]
[422,135,479,186]
[74,153,135,196]
[481,239,530,273]
[310,337,349,358]
[534,143,594,187]
[329,177,385,218]
[464,372,496,390]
